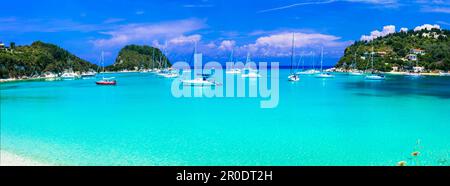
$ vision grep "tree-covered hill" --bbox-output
[0,41,98,79]
[336,28,450,72]
[106,45,170,71]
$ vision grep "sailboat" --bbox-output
[439,71,450,76]
[157,42,179,78]
[316,47,334,78]
[181,74,217,86]
[60,58,81,80]
[225,49,241,74]
[181,51,219,86]
[365,47,385,80]
[297,52,320,75]
[96,51,117,85]
[349,52,363,76]
[288,33,300,82]
[241,52,261,78]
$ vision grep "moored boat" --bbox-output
[96,77,116,85]
[365,74,386,80]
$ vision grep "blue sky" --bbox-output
[1,0,450,66]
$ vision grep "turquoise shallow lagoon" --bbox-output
[1,70,450,165]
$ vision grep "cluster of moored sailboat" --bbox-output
[287,33,335,82]
[285,33,386,82]
[37,35,450,87]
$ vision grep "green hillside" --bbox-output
[336,28,450,72]
[0,41,98,79]
[106,45,170,71]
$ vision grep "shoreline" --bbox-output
[1,70,448,84]
[0,150,50,166]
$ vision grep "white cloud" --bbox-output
[92,19,206,48]
[360,25,396,41]
[414,24,441,31]
[218,40,236,51]
[422,7,450,14]
[205,42,217,48]
[400,27,408,32]
[169,34,202,45]
[258,0,398,13]
[359,24,443,42]
[237,32,350,57]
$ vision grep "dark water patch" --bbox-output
[0,85,20,90]
[344,76,450,99]
[353,92,393,98]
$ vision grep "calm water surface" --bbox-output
[1,70,450,165]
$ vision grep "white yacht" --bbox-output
[297,69,320,75]
[348,51,363,76]
[61,71,80,80]
[365,74,386,80]
[43,72,59,81]
[288,74,300,81]
[349,71,364,76]
[181,74,217,86]
[81,71,97,78]
[181,78,216,86]
[316,73,335,78]
[316,48,334,78]
[287,33,300,82]
[439,72,450,76]
[162,71,179,78]
[241,70,261,78]
[225,49,242,74]
[406,72,422,77]
[365,47,385,81]
[43,72,58,78]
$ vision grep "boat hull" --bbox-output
[96,81,117,85]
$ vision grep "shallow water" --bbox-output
[1,70,450,165]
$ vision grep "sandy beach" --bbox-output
[0,150,49,166]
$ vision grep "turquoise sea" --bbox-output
[1,70,450,166]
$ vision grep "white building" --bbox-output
[406,54,418,61]
[410,49,425,55]
[413,66,424,73]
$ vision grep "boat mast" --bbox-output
[371,46,374,73]
[163,41,168,69]
[290,33,295,74]
[101,51,105,73]
[320,47,324,72]
[230,48,234,63]
[312,52,315,70]
[151,48,155,69]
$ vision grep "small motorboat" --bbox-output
[316,73,335,78]
[406,72,422,77]
[349,71,364,76]
[296,69,320,75]
[225,68,241,74]
[81,71,97,78]
[365,74,385,80]
[440,72,450,76]
[181,78,216,86]
[181,73,219,86]
[288,74,300,82]
[162,72,179,78]
[61,72,80,80]
[96,77,116,85]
